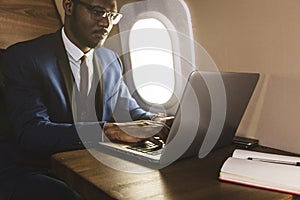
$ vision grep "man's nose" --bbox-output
[97,16,110,28]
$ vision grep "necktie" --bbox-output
[80,55,89,96]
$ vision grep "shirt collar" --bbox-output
[61,27,94,62]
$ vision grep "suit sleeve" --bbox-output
[2,45,103,156]
[109,52,156,122]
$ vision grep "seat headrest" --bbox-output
[0,48,11,137]
[0,48,4,60]
[0,49,4,89]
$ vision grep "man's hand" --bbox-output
[104,121,151,143]
[103,117,174,144]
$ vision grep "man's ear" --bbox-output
[63,0,74,16]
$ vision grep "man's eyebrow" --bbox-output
[91,3,117,12]
[87,5,115,13]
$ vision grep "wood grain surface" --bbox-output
[0,0,61,49]
[51,146,296,200]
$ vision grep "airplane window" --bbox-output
[129,18,174,104]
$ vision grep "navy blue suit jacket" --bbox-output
[1,29,154,168]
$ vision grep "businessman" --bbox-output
[0,0,171,199]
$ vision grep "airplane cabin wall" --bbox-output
[185,0,300,154]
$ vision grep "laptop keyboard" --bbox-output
[126,140,164,156]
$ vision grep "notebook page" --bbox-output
[232,149,300,163]
[220,157,300,193]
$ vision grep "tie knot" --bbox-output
[80,55,87,63]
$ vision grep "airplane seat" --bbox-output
[0,48,19,177]
[0,49,12,139]
[0,49,5,95]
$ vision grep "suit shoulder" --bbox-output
[95,47,118,57]
[5,32,58,56]
[95,47,120,64]
[94,47,122,73]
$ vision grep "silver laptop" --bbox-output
[97,70,259,168]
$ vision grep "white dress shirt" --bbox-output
[61,28,94,94]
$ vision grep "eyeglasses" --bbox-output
[74,0,123,25]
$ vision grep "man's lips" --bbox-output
[93,29,108,38]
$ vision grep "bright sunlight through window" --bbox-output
[129,18,174,104]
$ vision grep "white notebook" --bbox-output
[219,149,300,195]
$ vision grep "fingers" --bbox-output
[115,132,143,143]
[154,126,169,143]
[145,137,163,148]
[103,119,174,144]
[104,122,144,143]
[105,130,143,143]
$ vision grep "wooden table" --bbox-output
[51,145,298,200]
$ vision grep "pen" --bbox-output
[247,157,300,166]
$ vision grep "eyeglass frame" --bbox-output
[73,0,123,25]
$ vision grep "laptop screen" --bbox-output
[162,70,259,161]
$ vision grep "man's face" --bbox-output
[66,0,117,50]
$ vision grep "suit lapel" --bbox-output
[57,58,74,111]
[93,53,104,121]
[54,30,76,117]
